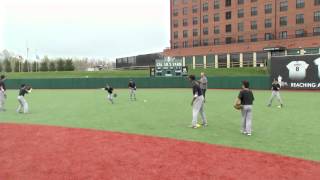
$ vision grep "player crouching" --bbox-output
[17,84,32,114]
[104,84,116,104]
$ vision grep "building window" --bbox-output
[265,19,272,28]
[183,30,188,38]
[314,27,320,36]
[203,27,209,35]
[251,21,257,30]
[280,1,288,11]
[265,33,274,40]
[173,42,179,49]
[238,22,244,32]
[203,2,209,11]
[193,17,198,25]
[173,9,179,16]
[203,15,209,23]
[295,29,305,38]
[251,7,258,16]
[279,31,288,39]
[183,19,188,26]
[265,4,272,14]
[193,29,198,36]
[238,36,244,43]
[173,0,178,6]
[174,32,178,39]
[251,34,257,42]
[214,38,220,45]
[315,11,320,22]
[173,20,179,28]
[226,11,232,20]
[238,0,244,5]
[214,26,220,34]
[238,9,244,18]
[226,24,232,33]
[183,7,188,15]
[316,0,320,5]
[226,37,233,44]
[192,5,198,13]
[226,0,231,7]
[296,14,304,24]
[280,16,287,26]
[296,0,305,9]
[214,13,220,22]
[193,40,199,47]
[214,0,220,9]
[251,0,257,2]
[183,41,188,48]
[203,39,209,46]
[183,0,188,4]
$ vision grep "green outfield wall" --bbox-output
[5,76,271,89]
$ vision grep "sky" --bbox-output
[1,0,170,60]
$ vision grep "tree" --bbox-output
[32,62,38,72]
[14,61,20,72]
[49,61,56,71]
[40,61,48,71]
[65,59,75,71]
[57,59,65,71]
[4,59,12,72]
[23,60,29,72]
[0,62,3,72]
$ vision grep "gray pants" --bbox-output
[107,94,114,104]
[192,95,207,126]
[268,91,283,106]
[0,91,5,111]
[129,88,136,100]
[241,105,252,134]
[17,96,29,113]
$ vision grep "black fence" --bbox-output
[116,53,163,69]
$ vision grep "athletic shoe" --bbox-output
[247,133,252,136]
[188,125,198,129]
[201,123,208,127]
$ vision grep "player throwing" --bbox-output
[105,84,115,104]
[17,84,32,114]
[268,79,284,108]
[189,75,207,128]
[128,79,137,101]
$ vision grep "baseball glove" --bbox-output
[233,104,243,110]
[113,93,117,98]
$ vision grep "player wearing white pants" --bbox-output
[128,80,137,101]
[16,84,31,114]
[268,79,283,107]
[0,75,7,112]
[189,75,207,128]
[105,84,114,104]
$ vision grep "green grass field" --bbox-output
[3,67,269,79]
[0,89,319,161]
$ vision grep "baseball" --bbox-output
[144,100,147,103]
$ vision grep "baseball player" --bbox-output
[105,84,114,104]
[234,80,254,136]
[199,72,208,101]
[17,84,32,114]
[189,75,207,128]
[128,79,137,101]
[0,75,7,112]
[268,79,284,108]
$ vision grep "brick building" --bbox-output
[164,0,320,68]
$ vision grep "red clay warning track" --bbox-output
[0,123,319,180]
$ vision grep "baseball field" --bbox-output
[0,88,319,179]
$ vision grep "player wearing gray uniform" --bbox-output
[128,80,137,101]
[105,84,114,104]
[189,75,207,128]
[17,84,32,114]
[199,72,208,100]
[235,80,254,136]
[268,79,283,108]
[0,75,7,112]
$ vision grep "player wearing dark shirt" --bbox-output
[17,84,32,113]
[235,80,254,136]
[128,80,137,101]
[105,84,114,104]
[189,75,207,128]
[268,79,283,108]
[0,75,7,112]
